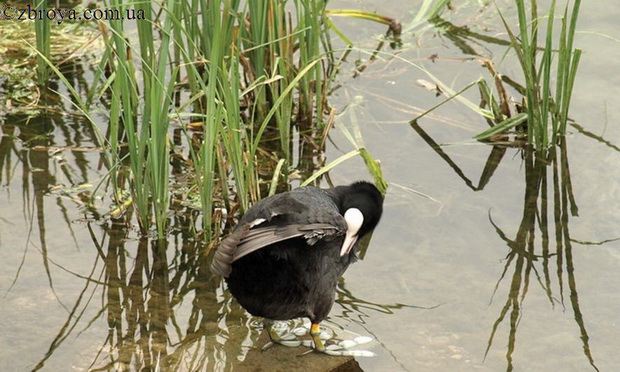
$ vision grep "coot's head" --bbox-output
[331,181,384,256]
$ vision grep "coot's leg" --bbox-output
[262,320,305,350]
[310,323,376,357]
[309,323,327,352]
[262,320,375,356]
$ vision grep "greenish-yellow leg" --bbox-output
[310,323,326,352]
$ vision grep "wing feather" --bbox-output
[211,222,342,278]
[211,186,347,278]
[233,223,339,262]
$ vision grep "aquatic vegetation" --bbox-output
[492,0,582,149]
[20,0,400,238]
[0,12,101,116]
[413,0,582,150]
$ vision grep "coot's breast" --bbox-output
[226,234,354,321]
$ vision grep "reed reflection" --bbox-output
[484,141,598,372]
[27,220,257,371]
[411,119,598,371]
[1,111,97,304]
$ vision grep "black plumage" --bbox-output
[211,181,383,352]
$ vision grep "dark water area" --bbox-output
[1,1,620,371]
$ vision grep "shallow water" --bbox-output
[1,1,619,371]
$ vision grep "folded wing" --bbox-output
[211,220,343,277]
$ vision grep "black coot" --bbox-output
[211,181,383,353]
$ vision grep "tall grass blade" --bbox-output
[34,0,50,86]
[474,113,529,141]
[301,149,360,186]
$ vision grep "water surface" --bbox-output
[1,1,619,371]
